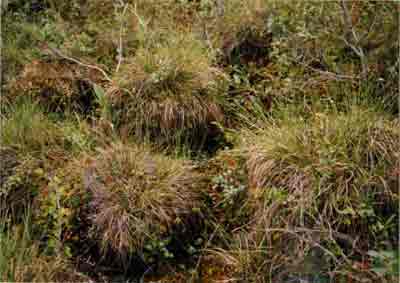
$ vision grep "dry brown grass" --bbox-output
[81,142,203,260]
[6,60,103,113]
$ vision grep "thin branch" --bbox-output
[339,0,368,77]
[45,44,112,82]
[340,0,360,44]
[292,57,360,81]
[116,3,129,73]
[214,0,224,17]
[359,9,378,44]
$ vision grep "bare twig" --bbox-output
[116,2,129,73]
[339,0,368,77]
[214,0,224,17]
[45,44,112,82]
[291,56,360,81]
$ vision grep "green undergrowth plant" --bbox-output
[0,99,65,155]
[0,208,89,282]
[32,159,92,258]
[1,99,96,156]
[263,0,399,114]
[368,249,400,280]
[204,150,251,232]
[1,153,92,264]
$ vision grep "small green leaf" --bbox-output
[93,83,105,100]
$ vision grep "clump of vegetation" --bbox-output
[210,0,272,66]
[0,100,65,154]
[1,1,398,282]
[0,209,89,282]
[0,156,43,218]
[1,99,95,155]
[263,0,399,113]
[81,143,204,265]
[109,33,227,147]
[215,106,399,282]
[6,60,103,114]
[204,151,251,231]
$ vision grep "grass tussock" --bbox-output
[82,143,203,261]
[1,99,95,156]
[0,100,65,154]
[243,107,399,198]
[216,107,399,282]
[109,33,226,146]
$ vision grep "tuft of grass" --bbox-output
[109,33,227,147]
[221,105,400,281]
[1,98,97,156]
[0,99,64,155]
[82,142,203,264]
[242,106,398,197]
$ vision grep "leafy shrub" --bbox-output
[32,161,90,257]
[263,0,399,113]
[205,151,251,231]
[368,249,400,280]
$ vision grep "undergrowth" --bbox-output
[1,1,398,282]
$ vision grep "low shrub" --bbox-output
[204,150,251,232]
